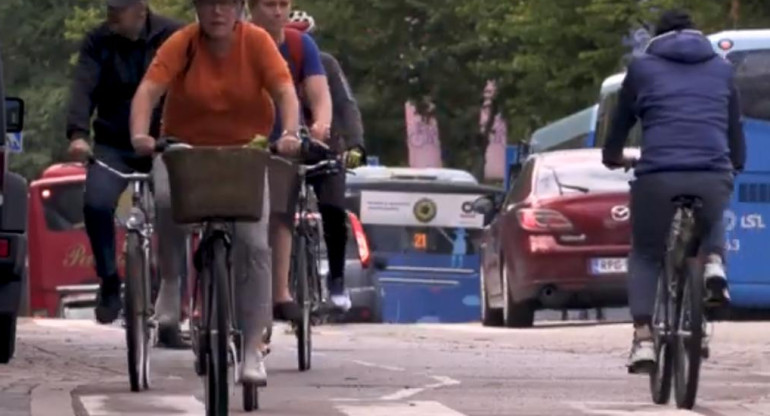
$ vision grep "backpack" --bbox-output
[283,27,313,123]
[283,27,305,86]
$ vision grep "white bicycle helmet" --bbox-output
[288,10,316,33]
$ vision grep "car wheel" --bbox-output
[0,313,18,364]
[502,264,535,328]
[480,263,503,327]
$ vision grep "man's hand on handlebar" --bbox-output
[132,134,156,156]
[276,132,302,157]
[343,146,365,169]
[68,137,92,162]
[603,156,637,172]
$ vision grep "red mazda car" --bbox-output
[476,148,639,327]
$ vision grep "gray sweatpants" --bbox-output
[628,171,733,319]
[152,155,272,352]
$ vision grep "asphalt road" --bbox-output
[3,316,770,416]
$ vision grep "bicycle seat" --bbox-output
[671,195,702,208]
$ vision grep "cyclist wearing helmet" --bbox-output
[287,10,366,163]
[130,0,300,384]
[602,9,745,373]
[249,0,356,321]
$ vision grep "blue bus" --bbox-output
[591,30,770,310]
[345,167,504,323]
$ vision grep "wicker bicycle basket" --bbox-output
[162,147,270,223]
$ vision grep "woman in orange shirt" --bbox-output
[129,0,300,384]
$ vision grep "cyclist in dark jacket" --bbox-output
[65,0,184,347]
[603,9,746,373]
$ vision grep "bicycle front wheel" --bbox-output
[124,231,150,392]
[649,271,673,405]
[204,238,230,416]
[674,260,704,409]
[292,234,312,371]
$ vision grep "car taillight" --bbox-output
[0,238,9,258]
[348,212,371,268]
[516,208,573,232]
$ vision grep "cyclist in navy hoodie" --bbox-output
[602,9,746,373]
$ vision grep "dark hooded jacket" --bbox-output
[603,30,746,174]
[65,12,182,150]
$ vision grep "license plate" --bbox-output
[590,258,628,275]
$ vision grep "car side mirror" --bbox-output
[471,196,494,216]
[5,97,24,133]
[373,255,388,271]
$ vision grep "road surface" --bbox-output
[3,317,770,415]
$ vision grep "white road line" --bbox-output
[30,383,78,416]
[79,394,203,415]
[350,359,406,372]
[380,375,461,401]
[569,399,770,416]
[336,400,466,416]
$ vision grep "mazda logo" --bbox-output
[610,205,630,222]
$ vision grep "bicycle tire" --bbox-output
[292,234,312,371]
[124,231,150,392]
[649,273,673,405]
[204,238,230,416]
[674,260,704,409]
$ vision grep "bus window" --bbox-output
[41,183,86,231]
[363,225,481,256]
[40,182,131,232]
[593,89,642,148]
[727,49,770,121]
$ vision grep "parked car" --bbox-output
[475,148,638,328]
[0,44,28,363]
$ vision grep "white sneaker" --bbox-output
[704,257,730,305]
[241,349,267,386]
[330,291,352,312]
[627,326,655,374]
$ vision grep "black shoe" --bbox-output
[157,325,191,350]
[95,276,122,324]
[273,301,302,323]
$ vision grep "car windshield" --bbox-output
[40,182,132,232]
[536,161,633,197]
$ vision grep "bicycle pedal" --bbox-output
[627,360,655,375]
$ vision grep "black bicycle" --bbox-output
[163,143,271,415]
[271,140,343,372]
[648,194,713,409]
[88,155,158,393]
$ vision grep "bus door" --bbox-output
[358,190,485,323]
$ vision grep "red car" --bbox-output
[476,148,638,327]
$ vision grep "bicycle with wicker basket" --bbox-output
[162,142,270,415]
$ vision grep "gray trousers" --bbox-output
[152,156,272,351]
[628,171,733,319]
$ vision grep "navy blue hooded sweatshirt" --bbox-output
[602,30,746,175]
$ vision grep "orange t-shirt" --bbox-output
[143,22,292,146]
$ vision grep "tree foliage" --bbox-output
[2,0,770,180]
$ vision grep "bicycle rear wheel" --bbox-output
[124,231,150,392]
[649,272,673,405]
[674,260,704,409]
[292,234,312,371]
[204,238,230,416]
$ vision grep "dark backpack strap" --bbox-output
[283,27,304,85]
